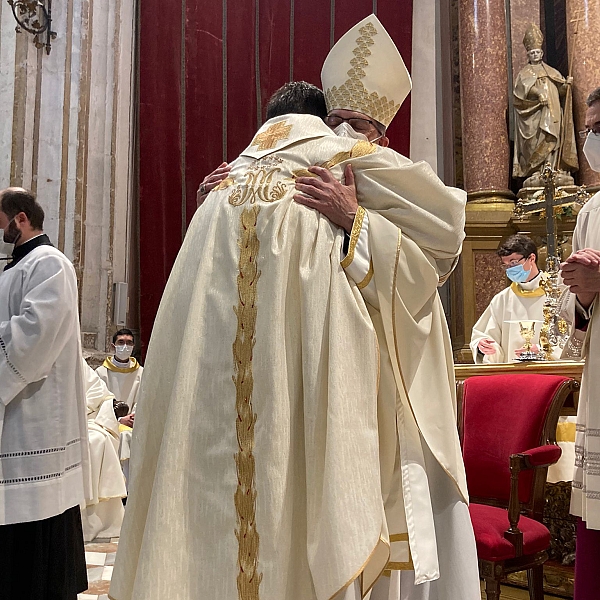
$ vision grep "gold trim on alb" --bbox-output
[233,206,263,600]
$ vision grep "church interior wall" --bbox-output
[0,0,137,356]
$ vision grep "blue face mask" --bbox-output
[505,264,531,283]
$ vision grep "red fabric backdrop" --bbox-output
[138,1,414,350]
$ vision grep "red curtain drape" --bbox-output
[138,0,414,350]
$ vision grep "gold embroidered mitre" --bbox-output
[321,14,411,128]
[523,23,544,51]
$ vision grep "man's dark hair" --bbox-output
[0,188,44,230]
[265,82,327,120]
[587,87,600,107]
[497,234,538,262]
[113,328,135,344]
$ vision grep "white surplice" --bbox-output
[564,191,600,529]
[81,362,126,541]
[0,245,91,524]
[84,357,116,420]
[110,114,479,600]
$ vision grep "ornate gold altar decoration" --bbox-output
[513,165,590,360]
[233,205,263,600]
[250,121,293,151]
[517,320,538,361]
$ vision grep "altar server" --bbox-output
[0,187,91,600]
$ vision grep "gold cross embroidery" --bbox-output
[250,121,293,151]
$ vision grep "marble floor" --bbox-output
[78,541,565,600]
[78,538,118,600]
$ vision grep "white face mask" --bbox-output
[0,238,13,260]
[333,122,370,142]
[583,133,600,172]
[114,344,133,361]
[0,217,19,257]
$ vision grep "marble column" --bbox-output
[566,0,600,187]
[458,0,514,203]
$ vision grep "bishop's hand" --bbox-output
[197,162,231,208]
[294,163,358,233]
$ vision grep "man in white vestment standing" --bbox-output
[111,16,479,600]
[560,87,600,600]
[0,187,91,599]
[470,234,564,364]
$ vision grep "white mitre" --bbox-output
[321,14,411,128]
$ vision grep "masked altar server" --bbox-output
[0,187,91,600]
[470,234,565,363]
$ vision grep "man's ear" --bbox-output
[14,211,28,227]
[377,136,389,148]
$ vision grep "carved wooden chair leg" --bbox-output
[527,565,544,600]
[484,577,501,600]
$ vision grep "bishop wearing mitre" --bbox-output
[111,15,479,600]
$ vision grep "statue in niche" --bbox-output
[513,23,578,188]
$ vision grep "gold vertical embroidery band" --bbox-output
[233,205,263,600]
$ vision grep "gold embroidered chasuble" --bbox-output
[110,115,469,600]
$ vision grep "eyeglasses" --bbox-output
[578,129,600,139]
[501,257,527,270]
[324,115,378,134]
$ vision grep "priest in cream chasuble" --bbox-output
[111,15,479,600]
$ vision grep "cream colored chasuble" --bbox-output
[110,114,470,600]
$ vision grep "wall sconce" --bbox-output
[7,0,56,55]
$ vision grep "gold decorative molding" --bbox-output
[466,189,516,207]
[455,361,584,381]
[233,205,263,600]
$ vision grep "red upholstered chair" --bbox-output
[458,374,579,600]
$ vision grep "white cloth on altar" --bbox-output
[81,399,126,541]
[564,191,600,528]
[470,274,564,363]
[0,245,91,525]
[110,114,476,600]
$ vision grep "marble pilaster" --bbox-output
[566,0,600,186]
[458,0,514,204]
